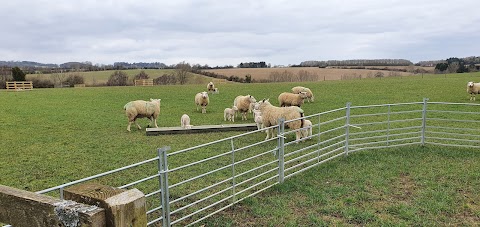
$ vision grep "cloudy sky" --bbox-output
[1,0,480,66]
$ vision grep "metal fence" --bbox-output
[10,98,480,227]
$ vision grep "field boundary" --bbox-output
[6,81,33,91]
[28,98,480,227]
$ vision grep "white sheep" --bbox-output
[181,114,193,129]
[207,82,215,93]
[213,87,219,94]
[257,98,305,142]
[292,86,314,102]
[300,119,313,140]
[467,81,480,101]
[124,98,161,132]
[233,95,257,120]
[253,109,263,130]
[195,91,210,113]
[224,106,238,122]
[278,92,308,107]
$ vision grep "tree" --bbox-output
[11,67,26,81]
[435,63,448,72]
[65,73,85,86]
[133,70,149,80]
[245,74,252,83]
[175,61,191,85]
[107,70,128,86]
[50,73,67,86]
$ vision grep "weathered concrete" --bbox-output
[64,183,147,227]
[0,184,105,227]
[146,123,258,135]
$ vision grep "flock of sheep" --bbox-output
[123,82,315,143]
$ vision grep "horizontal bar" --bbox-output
[349,136,420,147]
[147,205,162,215]
[171,176,233,204]
[145,189,161,198]
[285,146,344,170]
[351,102,422,109]
[350,109,421,118]
[147,216,163,226]
[285,151,344,178]
[37,156,159,194]
[349,141,421,153]
[353,118,422,127]
[119,173,158,189]
[349,131,420,142]
[426,126,480,132]
[427,131,480,138]
[170,163,232,189]
[235,175,279,196]
[234,150,275,166]
[318,116,347,126]
[169,149,232,173]
[235,160,278,179]
[234,138,276,152]
[427,101,480,106]
[317,125,346,136]
[284,142,320,157]
[171,193,234,225]
[236,167,279,188]
[427,118,480,124]
[170,184,233,216]
[349,126,421,136]
[428,110,480,115]
[426,142,480,148]
[425,136,480,143]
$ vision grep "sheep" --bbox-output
[224,106,238,122]
[233,95,257,120]
[292,86,314,102]
[278,92,308,107]
[467,81,480,101]
[124,98,161,132]
[257,98,305,142]
[213,87,219,94]
[300,119,313,140]
[195,91,210,113]
[207,82,215,93]
[253,109,263,130]
[181,114,193,129]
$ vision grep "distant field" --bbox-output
[204,66,433,81]
[26,69,213,86]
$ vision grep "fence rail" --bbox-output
[10,98,479,227]
[5,81,33,91]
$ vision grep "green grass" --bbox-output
[1,72,480,225]
[26,69,212,86]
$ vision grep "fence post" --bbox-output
[421,98,429,146]
[278,118,285,183]
[387,104,391,146]
[230,138,236,204]
[344,102,351,156]
[317,114,321,163]
[157,146,171,227]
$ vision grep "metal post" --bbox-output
[278,118,285,183]
[421,98,429,146]
[344,102,351,156]
[157,146,171,227]
[317,114,321,163]
[230,138,236,204]
[60,187,64,200]
[387,104,391,146]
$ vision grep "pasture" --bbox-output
[204,66,434,81]
[1,72,480,225]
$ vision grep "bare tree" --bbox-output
[447,62,460,73]
[176,61,191,85]
[51,73,67,86]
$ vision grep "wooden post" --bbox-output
[64,183,147,227]
[0,185,105,227]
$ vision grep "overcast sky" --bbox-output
[1,0,479,66]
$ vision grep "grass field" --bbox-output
[204,66,433,81]
[26,69,213,86]
[1,72,480,225]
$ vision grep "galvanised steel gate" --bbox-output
[16,98,480,226]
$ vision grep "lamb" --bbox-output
[253,109,263,130]
[292,86,314,102]
[233,95,257,120]
[224,106,238,122]
[124,98,161,132]
[195,91,210,113]
[257,98,305,142]
[278,92,308,107]
[207,82,215,93]
[467,81,480,101]
[181,114,193,129]
[300,119,313,140]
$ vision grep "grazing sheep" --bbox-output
[233,95,257,120]
[253,109,263,130]
[292,86,314,102]
[257,99,305,142]
[213,87,219,94]
[278,92,308,107]
[195,91,210,113]
[467,81,480,101]
[224,106,238,122]
[300,119,313,140]
[207,82,215,93]
[181,114,193,129]
[124,98,161,132]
